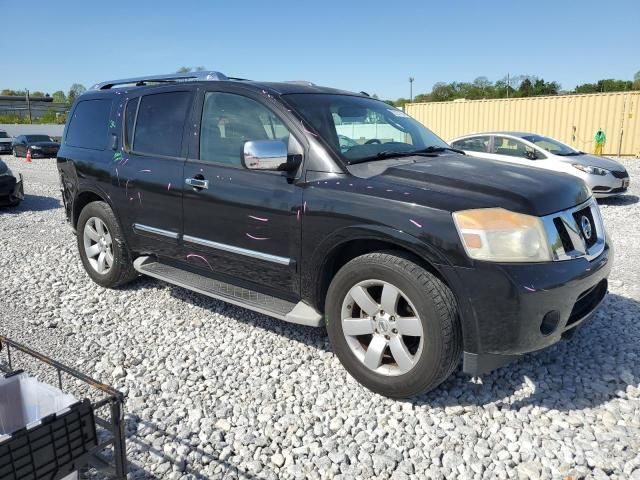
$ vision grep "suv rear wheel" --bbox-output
[77,201,137,288]
[325,251,461,398]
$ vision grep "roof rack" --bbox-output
[91,71,229,90]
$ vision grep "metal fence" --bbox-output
[406,91,640,157]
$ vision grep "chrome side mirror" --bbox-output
[242,140,288,170]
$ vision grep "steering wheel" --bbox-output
[365,139,381,145]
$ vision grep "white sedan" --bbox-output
[450,132,630,198]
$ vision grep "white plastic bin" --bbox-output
[0,373,77,442]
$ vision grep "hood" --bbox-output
[348,154,591,217]
[556,153,626,172]
[28,141,59,148]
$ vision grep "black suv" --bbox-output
[57,72,612,397]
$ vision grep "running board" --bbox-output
[133,256,323,327]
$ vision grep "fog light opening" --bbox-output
[540,310,560,336]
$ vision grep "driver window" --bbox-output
[200,92,290,166]
[493,136,530,158]
[332,105,413,153]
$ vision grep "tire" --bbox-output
[325,251,461,398]
[77,201,137,288]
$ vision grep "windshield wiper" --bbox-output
[555,151,582,156]
[348,145,465,165]
[416,146,467,155]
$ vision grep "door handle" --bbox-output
[185,177,209,190]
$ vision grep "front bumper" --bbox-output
[29,149,58,158]
[588,172,630,197]
[441,243,613,375]
[0,173,24,205]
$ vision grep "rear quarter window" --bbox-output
[65,99,112,150]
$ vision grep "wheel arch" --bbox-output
[72,187,119,231]
[311,226,454,313]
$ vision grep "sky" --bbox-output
[2,0,639,100]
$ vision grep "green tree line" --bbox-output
[385,71,640,107]
[1,83,87,104]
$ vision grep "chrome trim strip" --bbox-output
[133,223,179,239]
[183,235,290,266]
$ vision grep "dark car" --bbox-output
[0,159,23,207]
[12,134,60,158]
[0,130,13,155]
[57,72,611,398]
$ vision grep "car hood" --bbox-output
[348,154,591,217]
[0,138,12,144]
[555,153,626,172]
[28,141,59,148]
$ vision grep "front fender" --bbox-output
[304,224,454,310]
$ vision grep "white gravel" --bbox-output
[1,154,640,480]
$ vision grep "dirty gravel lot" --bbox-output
[1,155,639,480]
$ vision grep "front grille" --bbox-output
[543,199,605,261]
[566,280,607,327]
[611,170,629,179]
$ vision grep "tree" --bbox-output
[67,83,87,104]
[30,91,46,97]
[1,89,26,96]
[430,82,456,102]
[518,78,533,97]
[634,71,640,90]
[52,90,66,103]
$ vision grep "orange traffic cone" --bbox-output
[25,149,32,163]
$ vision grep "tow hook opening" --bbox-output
[540,310,560,336]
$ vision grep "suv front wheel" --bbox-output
[77,201,137,288]
[325,251,461,398]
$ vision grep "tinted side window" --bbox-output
[200,92,290,166]
[65,99,112,150]
[124,97,139,150]
[133,91,191,157]
[452,136,490,153]
[493,136,529,158]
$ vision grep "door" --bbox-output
[483,135,538,166]
[181,89,303,296]
[111,88,194,259]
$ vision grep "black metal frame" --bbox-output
[0,336,127,479]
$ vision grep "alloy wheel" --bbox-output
[341,279,424,376]
[83,217,114,274]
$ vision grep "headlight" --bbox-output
[30,145,41,150]
[453,208,552,262]
[572,164,608,176]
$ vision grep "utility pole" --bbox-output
[26,89,32,124]
[409,77,414,102]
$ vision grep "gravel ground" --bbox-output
[1,154,639,480]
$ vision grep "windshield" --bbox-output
[283,94,450,164]
[0,131,9,139]
[25,135,53,142]
[521,134,578,156]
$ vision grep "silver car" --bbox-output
[450,132,630,198]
